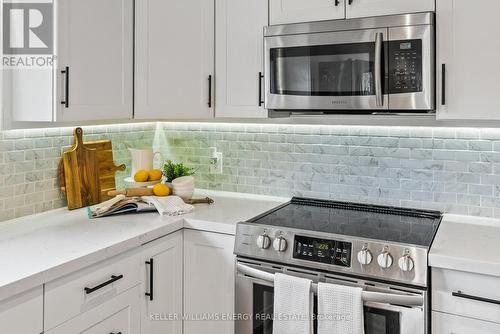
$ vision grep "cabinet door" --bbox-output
[433,311,500,333]
[215,0,268,118]
[57,0,133,122]
[141,231,183,334]
[0,287,43,334]
[184,230,235,334]
[437,0,500,120]
[346,0,434,19]
[135,0,215,119]
[270,0,345,25]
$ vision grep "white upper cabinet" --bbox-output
[346,0,434,19]
[135,0,215,119]
[437,0,500,120]
[270,0,345,25]
[215,0,268,118]
[270,0,435,25]
[57,0,133,122]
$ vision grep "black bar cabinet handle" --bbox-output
[258,72,264,107]
[110,332,122,334]
[452,291,500,306]
[335,0,340,6]
[441,64,446,106]
[84,274,123,294]
[348,0,353,4]
[61,66,69,108]
[145,258,154,301]
[208,75,212,108]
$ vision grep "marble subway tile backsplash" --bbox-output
[0,123,156,221]
[159,122,500,219]
[4,121,500,222]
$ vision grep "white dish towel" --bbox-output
[273,273,313,334]
[142,195,194,216]
[317,282,364,334]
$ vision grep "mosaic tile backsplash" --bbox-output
[0,123,156,221]
[159,122,500,219]
[5,121,500,222]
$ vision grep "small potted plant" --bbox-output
[163,160,196,200]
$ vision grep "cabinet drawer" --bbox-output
[46,285,140,334]
[432,311,500,333]
[45,249,141,330]
[432,268,500,323]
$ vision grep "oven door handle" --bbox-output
[374,32,384,107]
[237,263,423,307]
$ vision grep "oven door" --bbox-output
[264,28,389,111]
[235,261,426,334]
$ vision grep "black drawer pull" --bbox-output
[110,332,122,334]
[84,275,123,294]
[452,291,500,306]
[145,259,154,301]
[335,0,340,5]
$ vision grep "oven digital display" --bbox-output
[293,235,352,267]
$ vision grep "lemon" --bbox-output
[134,170,149,182]
[153,183,171,197]
[148,169,163,181]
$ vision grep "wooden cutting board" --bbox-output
[62,128,101,210]
[60,137,126,203]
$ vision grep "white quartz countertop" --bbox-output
[0,190,288,301]
[429,214,500,277]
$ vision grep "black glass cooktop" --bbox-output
[249,197,442,247]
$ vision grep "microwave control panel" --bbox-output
[293,235,352,268]
[388,39,423,94]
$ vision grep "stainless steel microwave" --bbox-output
[264,12,435,115]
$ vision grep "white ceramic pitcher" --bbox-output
[129,148,163,176]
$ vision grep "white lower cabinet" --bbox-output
[0,287,43,334]
[432,311,500,333]
[45,285,140,334]
[141,231,183,334]
[432,268,500,324]
[44,248,141,330]
[183,230,235,334]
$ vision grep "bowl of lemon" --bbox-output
[124,169,164,188]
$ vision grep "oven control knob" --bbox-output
[273,236,287,252]
[377,251,393,269]
[398,254,415,272]
[256,234,271,249]
[357,248,373,265]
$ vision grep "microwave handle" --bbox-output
[237,263,423,307]
[375,32,384,107]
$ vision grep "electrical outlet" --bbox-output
[209,147,223,174]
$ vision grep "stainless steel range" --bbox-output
[234,197,442,334]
